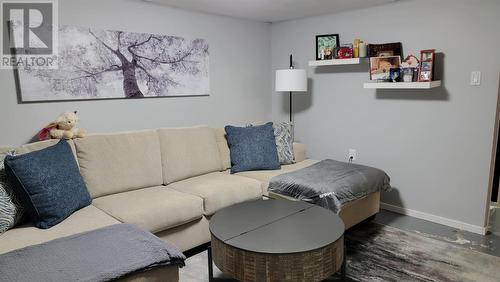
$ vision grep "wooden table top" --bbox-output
[209,199,345,254]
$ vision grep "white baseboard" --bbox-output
[380,202,487,235]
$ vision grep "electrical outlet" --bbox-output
[471,71,481,86]
[348,149,357,161]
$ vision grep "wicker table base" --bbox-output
[210,234,344,282]
[208,200,346,282]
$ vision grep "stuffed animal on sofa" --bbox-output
[37,111,87,141]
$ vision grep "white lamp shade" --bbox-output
[275,69,308,92]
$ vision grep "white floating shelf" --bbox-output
[309,58,363,66]
[363,81,441,89]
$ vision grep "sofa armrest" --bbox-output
[293,142,306,163]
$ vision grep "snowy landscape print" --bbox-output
[18,25,210,101]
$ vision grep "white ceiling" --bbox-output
[145,0,398,23]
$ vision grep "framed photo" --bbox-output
[368,42,402,58]
[369,56,401,81]
[422,51,434,61]
[389,68,401,82]
[419,71,432,81]
[421,61,432,71]
[401,55,419,68]
[402,67,417,82]
[418,49,435,82]
[316,34,340,60]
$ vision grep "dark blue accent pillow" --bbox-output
[4,140,91,229]
[225,122,280,173]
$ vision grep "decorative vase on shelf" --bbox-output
[359,42,367,58]
[353,39,360,58]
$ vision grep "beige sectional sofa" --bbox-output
[0,126,380,281]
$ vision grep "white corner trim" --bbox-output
[380,202,487,235]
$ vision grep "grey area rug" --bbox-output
[180,222,500,282]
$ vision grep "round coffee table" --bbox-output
[208,199,345,282]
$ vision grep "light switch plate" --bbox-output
[471,71,481,86]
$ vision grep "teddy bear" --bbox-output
[37,111,87,141]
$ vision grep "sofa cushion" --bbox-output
[225,122,280,173]
[168,172,262,215]
[74,131,163,198]
[273,122,295,165]
[158,127,222,184]
[4,140,91,229]
[236,159,319,194]
[214,128,231,171]
[15,139,78,161]
[92,186,204,233]
[0,205,119,255]
[0,150,25,234]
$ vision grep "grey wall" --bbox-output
[271,0,500,228]
[0,0,271,145]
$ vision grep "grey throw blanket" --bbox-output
[269,159,391,213]
[0,224,185,282]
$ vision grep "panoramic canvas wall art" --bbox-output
[18,25,210,102]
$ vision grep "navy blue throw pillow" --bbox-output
[4,140,91,229]
[225,122,280,174]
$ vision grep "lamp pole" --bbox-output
[289,54,293,123]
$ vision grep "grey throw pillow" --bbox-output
[0,150,24,234]
[273,122,294,165]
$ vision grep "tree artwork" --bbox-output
[18,25,210,101]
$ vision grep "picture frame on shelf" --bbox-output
[316,34,340,60]
[369,56,401,81]
[401,55,419,68]
[402,68,417,82]
[401,55,420,82]
[367,42,403,58]
[389,68,401,82]
[418,49,435,82]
